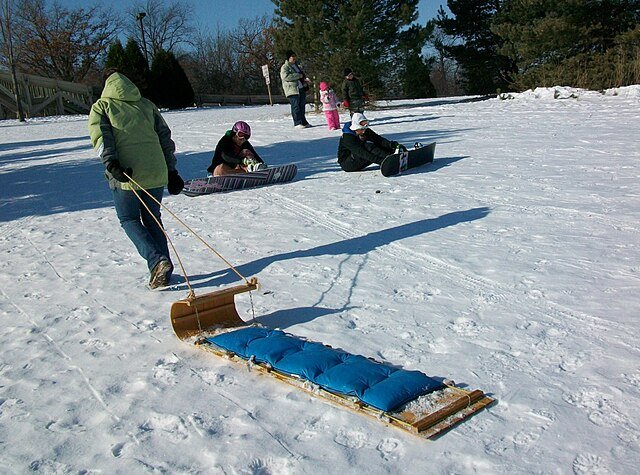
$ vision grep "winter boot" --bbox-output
[149,259,171,289]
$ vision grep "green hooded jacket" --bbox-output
[88,73,176,190]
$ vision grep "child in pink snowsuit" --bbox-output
[319,82,340,130]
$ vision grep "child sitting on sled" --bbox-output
[207,121,266,176]
[319,81,340,130]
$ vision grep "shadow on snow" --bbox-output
[172,207,491,294]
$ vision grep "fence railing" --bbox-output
[0,69,93,119]
[196,93,288,107]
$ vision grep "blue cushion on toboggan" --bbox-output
[206,327,444,412]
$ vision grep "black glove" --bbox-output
[167,170,184,195]
[106,160,132,183]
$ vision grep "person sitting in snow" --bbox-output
[319,81,341,131]
[207,121,266,176]
[337,112,406,172]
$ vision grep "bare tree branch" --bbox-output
[13,0,121,82]
[127,0,195,61]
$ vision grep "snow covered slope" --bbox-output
[1,86,639,474]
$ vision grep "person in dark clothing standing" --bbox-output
[337,113,405,172]
[341,68,366,116]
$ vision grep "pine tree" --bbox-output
[397,24,437,98]
[104,40,126,71]
[122,39,150,96]
[272,0,420,98]
[148,49,195,109]
[103,39,150,95]
[493,0,640,90]
[437,0,516,94]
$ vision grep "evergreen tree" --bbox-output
[103,39,150,95]
[437,0,516,94]
[122,38,150,95]
[397,24,437,98]
[272,0,420,98]
[104,40,126,71]
[493,0,640,90]
[427,15,465,97]
[148,49,195,109]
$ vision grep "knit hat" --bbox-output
[349,112,369,131]
[343,68,353,77]
[285,50,296,60]
[319,81,328,91]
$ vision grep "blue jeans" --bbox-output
[112,186,172,275]
[288,90,308,126]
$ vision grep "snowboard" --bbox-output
[380,142,436,177]
[181,164,298,196]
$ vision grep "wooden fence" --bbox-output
[196,93,288,107]
[0,69,93,119]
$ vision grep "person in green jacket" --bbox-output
[280,50,311,128]
[88,69,184,289]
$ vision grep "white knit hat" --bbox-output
[349,113,369,131]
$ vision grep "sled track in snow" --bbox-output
[0,230,303,461]
[0,215,35,239]
[264,190,640,353]
[451,189,640,235]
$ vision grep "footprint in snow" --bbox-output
[79,337,113,352]
[199,369,235,387]
[563,389,627,428]
[392,285,439,302]
[188,413,220,436]
[294,416,322,441]
[138,413,190,442]
[110,442,125,458]
[138,319,158,331]
[246,457,292,475]
[152,354,180,385]
[622,372,640,389]
[334,428,369,449]
[67,306,90,322]
[572,453,610,474]
[376,438,403,461]
[559,352,586,372]
[448,317,481,337]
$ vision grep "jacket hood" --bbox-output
[101,73,141,102]
[342,121,356,135]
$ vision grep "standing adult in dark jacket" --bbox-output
[341,68,366,116]
[88,69,184,289]
[207,121,265,175]
[280,50,311,128]
[337,113,404,172]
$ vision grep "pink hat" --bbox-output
[319,81,328,91]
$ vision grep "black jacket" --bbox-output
[342,77,365,103]
[207,130,263,173]
[337,123,396,165]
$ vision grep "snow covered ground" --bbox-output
[1,86,639,474]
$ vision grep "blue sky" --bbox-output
[58,0,448,33]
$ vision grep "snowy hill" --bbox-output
[1,86,639,474]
